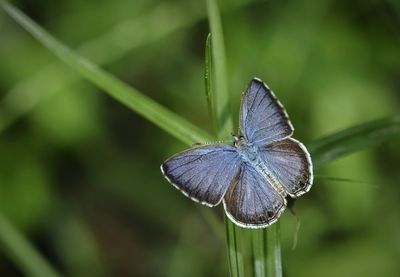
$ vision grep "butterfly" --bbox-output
[161,78,313,228]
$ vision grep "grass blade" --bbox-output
[225,219,282,277]
[205,1,282,276]
[204,33,218,135]
[0,0,213,146]
[0,2,204,134]
[0,213,60,277]
[206,0,233,138]
[0,1,254,135]
[309,115,400,168]
[266,224,282,277]
[225,218,241,277]
[251,228,266,276]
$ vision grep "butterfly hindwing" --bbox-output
[223,163,286,228]
[240,78,293,145]
[161,77,313,229]
[161,144,241,207]
[258,138,313,197]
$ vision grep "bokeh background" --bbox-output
[1,0,400,276]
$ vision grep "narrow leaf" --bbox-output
[0,213,60,277]
[204,33,218,135]
[225,218,240,277]
[0,1,254,134]
[206,1,282,276]
[251,229,267,276]
[266,224,282,277]
[309,115,400,168]
[0,0,213,146]
[206,0,233,138]
[315,175,379,189]
[0,3,206,134]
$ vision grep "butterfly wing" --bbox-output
[240,78,293,145]
[258,138,313,197]
[161,144,241,207]
[223,163,286,228]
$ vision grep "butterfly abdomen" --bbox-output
[236,143,287,198]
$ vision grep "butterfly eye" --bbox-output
[233,136,239,146]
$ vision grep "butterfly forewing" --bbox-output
[223,164,286,228]
[161,144,241,207]
[161,77,313,229]
[240,78,293,145]
[258,138,313,197]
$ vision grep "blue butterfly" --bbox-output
[161,78,313,228]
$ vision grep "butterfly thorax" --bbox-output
[235,140,258,162]
[235,137,287,197]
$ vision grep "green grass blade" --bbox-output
[204,33,218,135]
[225,218,241,277]
[205,1,282,276]
[206,0,233,138]
[0,0,213,145]
[0,1,253,135]
[266,224,282,277]
[251,228,266,276]
[309,115,400,168]
[0,213,60,277]
[225,220,282,277]
[0,2,205,134]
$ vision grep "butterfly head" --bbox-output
[232,134,245,147]
[232,135,259,162]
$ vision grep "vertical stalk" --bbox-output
[205,1,283,276]
[204,33,218,135]
[206,0,233,139]
[266,224,282,277]
[0,213,60,277]
[225,219,282,277]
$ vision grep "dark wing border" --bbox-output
[222,165,287,229]
[287,137,314,197]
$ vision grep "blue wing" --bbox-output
[258,138,313,197]
[161,144,241,207]
[240,78,293,145]
[223,163,286,228]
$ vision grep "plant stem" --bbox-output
[0,213,60,277]
[0,0,213,146]
[266,224,282,277]
[204,33,218,136]
[206,0,233,139]
[225,219,282,277]
[205,1,282,276]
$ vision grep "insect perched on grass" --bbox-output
[161,78,313,228]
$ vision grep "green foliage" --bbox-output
[0,213,60,277]
[0,0,399,276]
[206,2,283,276]
[0,1,213,146]
[204,33,217,135]
[206,0,233,138]
[310,115,400,168]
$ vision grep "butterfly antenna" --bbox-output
[288,206,301,251]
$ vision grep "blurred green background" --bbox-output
[0,0,400,276]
